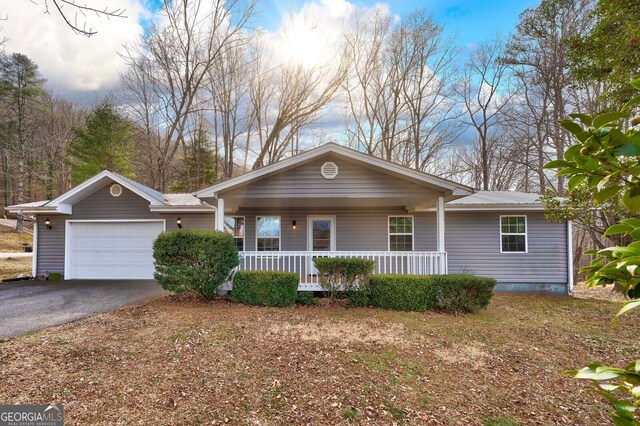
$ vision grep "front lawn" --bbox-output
[0,256,32,280]
[0,229,32,253]
[0,294,637,425]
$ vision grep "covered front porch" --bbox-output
[195,144,473,290]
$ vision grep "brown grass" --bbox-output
[0,256,32,279]
[0,230,32,253]
[0,293,637,425]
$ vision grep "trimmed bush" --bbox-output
[232,270,299,307]
[153,230,239,300]
[314,257,375,302]
[296,291,317,306]
[369,274,435,312]
[367,274,496,312]
[431,274,495,313]
[343,289,370,307]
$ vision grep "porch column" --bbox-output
[436,196,445,252]
[436,196,446,274]
[215,197,225,231]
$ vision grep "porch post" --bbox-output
[436,196,446,273]
[216,197,225,231]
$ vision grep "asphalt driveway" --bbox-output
[0,280,168,339]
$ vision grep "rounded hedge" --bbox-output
[153,229,239,300]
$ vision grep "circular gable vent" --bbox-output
[110,183,123,197]
[321,161,338,179]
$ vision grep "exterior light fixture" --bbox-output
[177,217,182,229]
[44,218,52,229]
[292,220,297,230]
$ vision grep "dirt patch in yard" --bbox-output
[0,256,32,280]
[0,230,32,253]
[0,294,637,425]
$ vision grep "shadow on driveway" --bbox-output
[0,280,168,339]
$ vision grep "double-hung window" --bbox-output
[500,216,527,253]
[389,216,413,251]
[256,216,280,251]
[224,216,245,251]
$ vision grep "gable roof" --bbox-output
[5,170,214,215]
[195,143,474,198]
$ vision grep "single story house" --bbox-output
[6,143,573,294]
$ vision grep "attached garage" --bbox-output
[65,220,165,279]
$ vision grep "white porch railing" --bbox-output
[222,251,447,291]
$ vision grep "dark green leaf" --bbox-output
[613,143,640,157]
[593,112,629,128]
[559,119,585,135]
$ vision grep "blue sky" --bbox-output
[257,0,539,48]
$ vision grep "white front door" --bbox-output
[66,221,165,279]
[307,216,336,273]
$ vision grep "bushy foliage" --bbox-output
[369,275,435,312]
[231,271,299,307]
[313,257,375,302]
[296,291,317,306]
[366,274,495,312]
[430,274,496,313]
[545,80,640,423]
[153,230,238,300]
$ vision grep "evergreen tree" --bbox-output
[67,101,135,184]
[569,0,640,107]
[0,53,46,231]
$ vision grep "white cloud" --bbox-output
[1,0,151,100]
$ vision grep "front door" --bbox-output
[307,216,336,273]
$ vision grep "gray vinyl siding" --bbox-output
[35,183,214,276]
[219,157,440,200]
[445,211,568,284]
[236,209,418,251]
[230,209,567,289]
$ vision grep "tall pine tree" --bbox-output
[67,101,135,184]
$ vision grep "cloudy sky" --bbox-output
[0,0,537,104]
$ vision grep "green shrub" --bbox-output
[153,230,238,300]
[296,291,317,306]
[231,271,299,307]
[431,274,495,313]
[343,289,370,307]
[313,257,375,302]
[369,274,435,312]
[367,274,495,313]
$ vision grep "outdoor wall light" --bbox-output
[44,218,52,230]
[292,220,297,230]
[176,217,182,229]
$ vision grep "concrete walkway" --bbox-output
[0,280,168,339]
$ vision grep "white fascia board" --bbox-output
[149,206,216,213]
[4,204,72,215]
[417,204,545,212]
[49,170,163,207]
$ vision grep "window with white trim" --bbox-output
[389,216,413,251]
[500,216,527,252]
[256,216,280,251]
[224,216,245,251]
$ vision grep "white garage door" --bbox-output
[67,221,165,279]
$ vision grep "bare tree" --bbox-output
[31,0,127,37]
[455,36,513,191]
[250,42,348,169]
[121,0,256,191]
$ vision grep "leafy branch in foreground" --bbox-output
[545,77,640,424]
